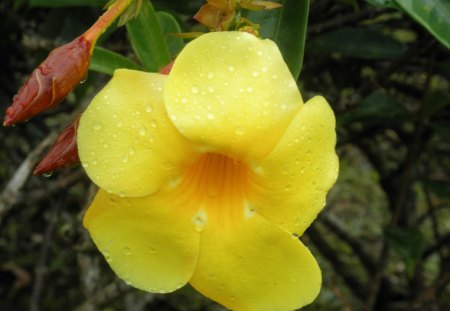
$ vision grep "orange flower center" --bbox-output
[169,153,254,230]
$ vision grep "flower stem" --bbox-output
[83,0,134,49]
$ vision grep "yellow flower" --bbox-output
[77,31,338,311]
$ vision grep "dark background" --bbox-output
[1,0,449,310]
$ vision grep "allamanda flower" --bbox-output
[78,31,338,311]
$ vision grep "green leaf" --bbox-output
[156,11,184,58]
[28,0,107,7]
[308,27,407,60]
[247,0,310,80]
[394,0,450,50]
[422,179,450,205]
[385,226,425,277]
[338,90,408,126]
[89,46,141,75]
[423,90,450,118]
[126,0,171,72]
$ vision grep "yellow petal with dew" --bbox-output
[83,189,200,293]
[77,69,198,197]
[250,96,339,235]
[190,213,321,311]
[164,31,303,161]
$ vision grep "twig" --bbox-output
[0,132,58,219]
[308,8,378,35]
[71,280,133,311]
[29,196,63,311]
[307,225,367,300]
[320,213,377,274]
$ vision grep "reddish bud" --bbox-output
[159,60,174,75]
[4,36,91,126]
[34,116,81,175]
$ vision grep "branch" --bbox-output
[307,225,367,300]
[320,213,377,274]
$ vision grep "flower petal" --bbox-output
[251,96,339,235]
[190,213,321,311]
[83,189,200,293]
[164,31,303,160]
[77,69,198,197]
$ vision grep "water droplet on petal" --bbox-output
[191,86,199,94]
[145,105,153,113]
[92,122,102,130]
[207,113,215,120]
[207,72,214,79]
[234,127,245,136]
[43,172,53,178]
[139,126,147,136]
[105,253,112,262]
[82,162,89,168]
[181,97,188,104]
[247,86,253,93]
[252,70,259,77]
[192,210,207,232]
[123,247,132,256]
[150,120,157,128]
[228,65,235,72]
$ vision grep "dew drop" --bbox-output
[257,50,263,56]
[123,247,132,256]
[150,120,157,128]
[207,72,214,79]
[105,253,112,262]
[148,246,157,254]
[43,172,53,178]
[121,154,129,163]
[138,126,147,136]
[92,122,102,130]
[181,97,188,104]
[227,65,235,72]
[207,112,215,120]
[192,210,207,232]
[191,86,199,94]
[129,147,136,155]
[247,86,253,93]
[252,71,259,77]
[234,127,245,136]
[116,121,123,128]
[82,162,89,168]
[145,105,153,113]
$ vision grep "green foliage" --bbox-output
[90,46,141,75]
[394,0,450,50]
[385,226,425,276]
[156,11,184,58]
[366,0,450,50]
[247,0,310,79]
[125,0,171,72]
[308,27,407,59]
[338,90,408,125]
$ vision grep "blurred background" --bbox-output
[0,0,449,310]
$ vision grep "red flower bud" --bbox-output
[4,36,91,126]
[34,115,81,175]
